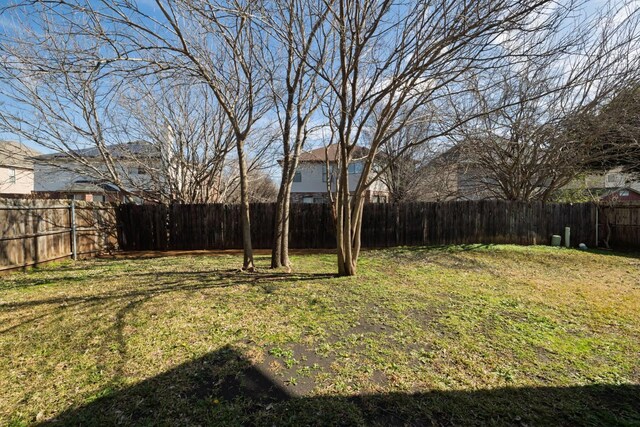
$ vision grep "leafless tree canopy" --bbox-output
[443,3,640,202]
[308,0,628,275]
[376,126,443,204]
[574,85,640,175]
[0,0,639,274]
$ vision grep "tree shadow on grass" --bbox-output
[370,245,499,273]
[372,244,640,274]
[37,345,640,427]
[0,275,89,291]
[1,268,339,335]
[0,269,339,341]
[0,270,338,312]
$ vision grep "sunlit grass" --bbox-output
[1,245,639,425]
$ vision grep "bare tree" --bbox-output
[179,0,271,270]
[260,0,331,269]
[452,68,591,202]
[312,0,572,276]
[225,169,279,203]
[376,124,443,204]
[449,2,640,202]
[0,8,247,206]
[1,0,272,270]
[0,10,149,200]
[576,84,640,175]
[122,77,237,203]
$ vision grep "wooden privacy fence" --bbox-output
[117,203,336,251]
[116,201,615,251]
[599,201,640,249]
[0,199,116,272]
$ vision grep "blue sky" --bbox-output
[0,0,634,158]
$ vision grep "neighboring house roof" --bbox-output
[0,141,42,169]
[297,144,369,163]
[564,167,640,193]
[35,141,158,161]
[425,142,477,168]
[61,180,121,193]
[600,187,640,200]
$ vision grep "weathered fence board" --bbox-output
[599,202,640,249]
[114,201,637,251]
[5,200,633,270]
[0,199,116,272]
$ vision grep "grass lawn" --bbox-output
[1,245,639,426]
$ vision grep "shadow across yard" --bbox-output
[0,268,337,340]
[4,248,639,426]
[39,345,640,427]
[0,270,337,312]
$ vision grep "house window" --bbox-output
[293,171,302,182]
[348,162,364,174]
[8,168,16,184]
[373,195,387,203]
[620,190,630,197]
[313,197,324,204]
[93,194,106,203]
[322,167,329,182]
[302,196,314,204]
[322,166,338,183]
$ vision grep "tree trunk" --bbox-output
[271,160,288,268]
[237,138,255,271]
[272,116,307,270]
[336,188,346,276]
[336,166,357,276]
[271,164,296,269]
[351,195,365,264]
[280,179,293,267]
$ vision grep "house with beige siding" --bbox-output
[0,141,40,196]
[291,145,389,203]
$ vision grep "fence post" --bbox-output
[70,200,77,260]
[595,205,599,248]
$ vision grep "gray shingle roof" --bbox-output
[35,141,159,160]
[297,144,369,162]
